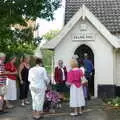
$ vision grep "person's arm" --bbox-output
[18,63,24,84]
[81,69,88,85]
[43,68,50,85]
[9,71,18,75]
[5,63,17,75]
[8,68,18,75]
[28,69,32,83]
[66,71,72,86]
[0,71,9,75]
[80,69,87,84]
[90,61,94,76]
[54,67,59,84]
[64,66,67,82]
[0,66,9,76]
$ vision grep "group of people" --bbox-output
[54,54,94,117]
[0,53,30,113]
[0,51,94,119]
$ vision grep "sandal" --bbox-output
[21,102,25,107]
[25,100,30,105]
[78,112,83,115]
[33,115,43,120]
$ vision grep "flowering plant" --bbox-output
[45,90,61,105]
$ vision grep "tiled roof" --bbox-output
[65,0,120,33]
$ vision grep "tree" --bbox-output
[0,0,61,25]
[0,0,61,58]
[42,29,60,41]
[41,30,60,72]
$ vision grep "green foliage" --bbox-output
[0,27,35,58]
[106,97,120,107]
[0,0,61,24]
[0,0,61,60]
[42,50,54,73]
[42,29,60,41]
[42,30,60,73]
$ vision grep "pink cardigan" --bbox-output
[67,68,83,88]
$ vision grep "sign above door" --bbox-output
[72,23,96,41]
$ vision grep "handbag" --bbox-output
[0,85,7,95]
[81,76,88,84]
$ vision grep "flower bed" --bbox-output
[104,97,120,110]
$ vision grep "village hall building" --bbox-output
[42,0,120,98]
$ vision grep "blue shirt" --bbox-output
[83,59,93,73]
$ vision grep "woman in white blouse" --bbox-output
[28,58,49,119]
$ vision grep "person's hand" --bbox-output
[66,82,71,87]
[90,72,92,76]
[0,72,3,75]
[5,71,10,74]
[0,71,7,75]
[55,82,59,84]
[20,80,24,85]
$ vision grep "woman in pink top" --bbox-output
[67,59,85,116]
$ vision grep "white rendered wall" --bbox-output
[54,19,114,97]
[116,50,120,86]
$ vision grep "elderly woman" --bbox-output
[19,55,30,106]
[28,58,49,119]
[67,59,85,116]
[4,56,17,109]
[54,60,67,101]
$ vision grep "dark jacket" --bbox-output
[54,66,67,84]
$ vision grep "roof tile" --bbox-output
[65,0,120,33]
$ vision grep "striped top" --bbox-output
[0,63,6,86]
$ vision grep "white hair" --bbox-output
[72,54,79,59]
[84,53,88,57]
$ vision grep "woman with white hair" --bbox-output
[67,59,85,116]
[54,60,67,103]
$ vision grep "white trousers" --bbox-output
[30,87,45,111]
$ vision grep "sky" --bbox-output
[34,0,66,57]
[36,0,66,36]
